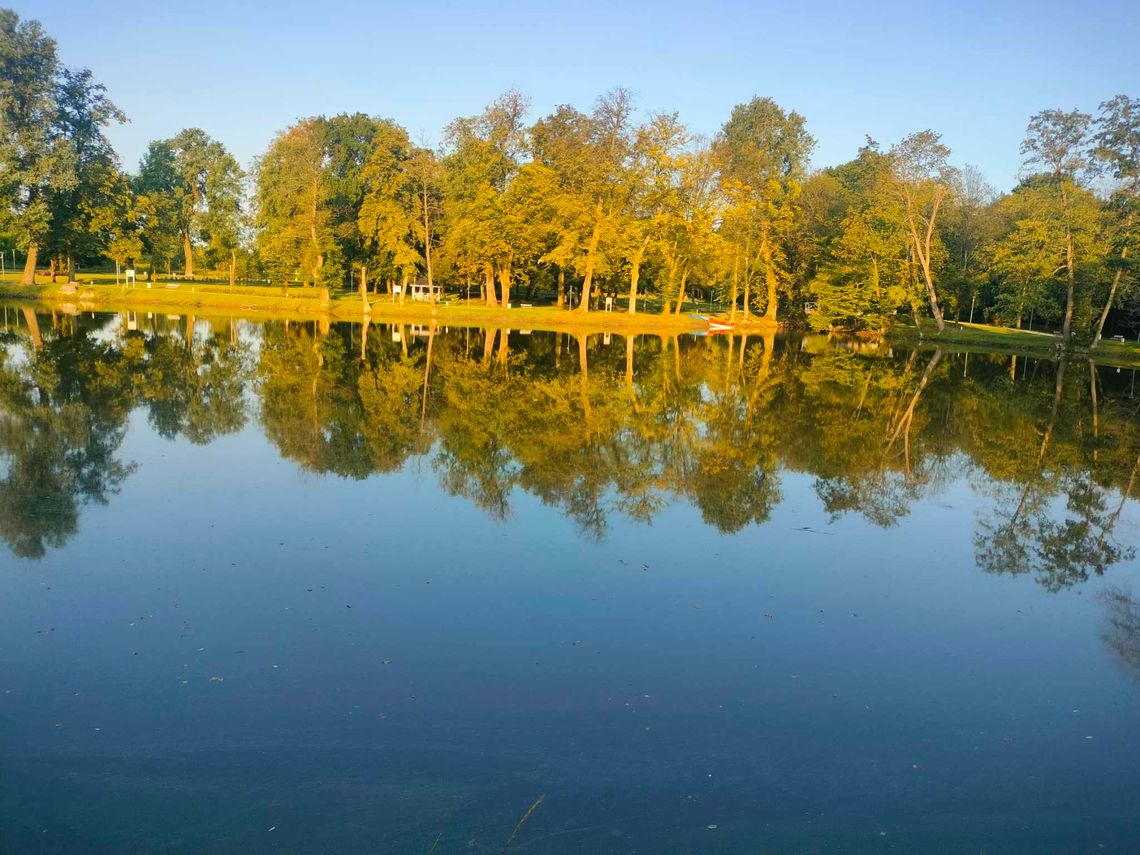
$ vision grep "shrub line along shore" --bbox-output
[4,281,1140,368]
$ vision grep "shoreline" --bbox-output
[0,281,773,336]
[4,282,1140,367]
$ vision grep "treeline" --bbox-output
[3,309,1138,593]
[2,9,1138,343]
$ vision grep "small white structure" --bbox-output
[604,296,614,312]
[409,281,443,301]
[125,268,136,285]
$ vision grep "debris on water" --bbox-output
[267,826,276,832]
[693,604,703,610]
[764,613,773,618]
[382,659,393,665]
[571,640,582,646]
[707,824,717,830]
[208,676,224,682]
[791,674,800,679]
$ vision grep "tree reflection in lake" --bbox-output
[3,306,1140,594]
[0,309,250,557]
[1099,585,1140,683]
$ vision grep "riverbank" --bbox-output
[5,279,1140,366]
[0,280,778,336]
[888,319,1140,367]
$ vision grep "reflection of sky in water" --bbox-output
[2,312,1140,852]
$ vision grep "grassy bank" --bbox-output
[889,319,1140,367]
[0,277,777,336]
[6,275,1140,366]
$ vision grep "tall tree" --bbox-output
[888,131,956,332]
[441,91,529,306]
[255,117,335,289]
[0,9,63,284]
[358,119,435,301]
[133,140,182,277]
[715,97,814,323]
[1020,109,1096,346]
[165,128,242,277]
[942,164,998,322]
[1091,95,1140,346]
[43,68,125,279]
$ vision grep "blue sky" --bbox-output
[22,0,1140,192]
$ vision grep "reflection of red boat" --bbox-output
[692,314,734,333]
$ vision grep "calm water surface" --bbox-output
[2,308,1140,853]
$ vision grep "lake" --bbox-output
[2,307,1140,853]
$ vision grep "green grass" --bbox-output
[0,276,775,336]
[890,319,1140,367]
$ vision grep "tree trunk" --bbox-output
[421,324,435,430]
[422,182,434,290]
[729,255,739,322]
[577,333,591,419]
[905,195,946,333]
[625,334,635,399]
[67,255,76,283]
[484,262,497,307]
[497,326,509,366]
[22,307,42,349]
[761,229,778,323]
[360,265,371,313]
[498,264,511,308]
[20,244,38,285]
[482,327,496,366]
[556,267,565,309]
[1061,228,1075,347]
[628,235,649,315]
[229,250,237,291]
[673,269,690,314]
[577,201,604,313]
[1093,244,1129,348]
[183,234,194,278]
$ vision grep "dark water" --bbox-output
[2,308,1140,853]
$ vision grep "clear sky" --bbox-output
[21,0,1140,192]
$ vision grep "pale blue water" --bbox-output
[2,311,1140,852]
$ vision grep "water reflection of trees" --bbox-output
[0,310,251,558]
[1099,586,1140,683]
[5,309,1140,592]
